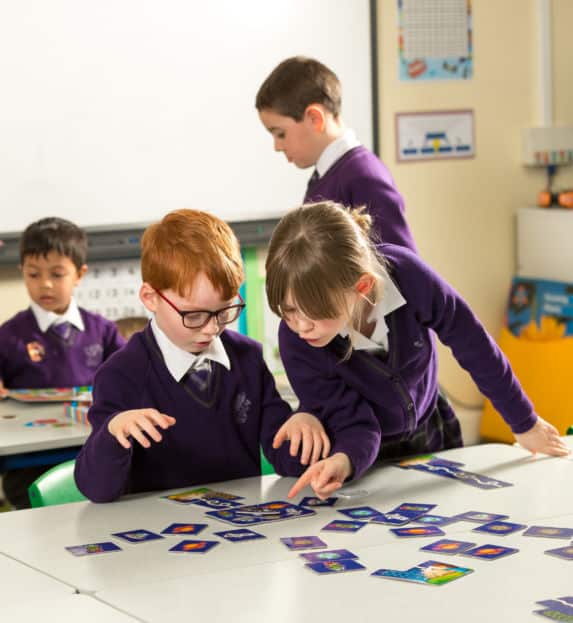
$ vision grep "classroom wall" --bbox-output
[377,0,573,407]
[1,1,572,412]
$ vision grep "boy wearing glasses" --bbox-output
[75,209,329,502]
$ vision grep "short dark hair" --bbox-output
[20,217,88,270]
[255,56,341,121]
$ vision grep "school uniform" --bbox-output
[304,130,417,252]
[279,244,536,480]
[0,299,125,388]
[74,321,304,502]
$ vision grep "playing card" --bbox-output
[536,599,573,615]
[214,529,266,542]
[207,501,315,526]
[280,536,327,550]
[393,503,437,515]
[161,488,243,504]
[338,506,381,519]
[322,520,367,533]
[305,559,366,574]
[544,545,573,561]
[523,526,573,539]
[189,497,243,510]
[371,560,473,586]
[161,523,208,536]
[534,608,573,622]
[461,544,519,560]
[299,549,358,563]
[390,526,445,538]
[369,512,412,526]
[411,514,456,526]
[472,520,527,536]
[111,529,164,544]
[168,539,219,554]
[299,496,337,508]
[65,541,122,556]
[454,511,509,523]
[420,539,476,555]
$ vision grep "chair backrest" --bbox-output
[260,447,276,476]
[28,459,87,507]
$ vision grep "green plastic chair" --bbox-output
[260,447,275,475]
[28,459,87,507]
[567,426,573,436]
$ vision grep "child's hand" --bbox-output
[287,453,353,499]
[514,416,570,457]
[108,409,176,449]
[273,411,331,466]
[0,381,7,399]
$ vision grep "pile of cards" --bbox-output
[368,502,437,527]
[372,560,473,586]
[206,501,315,526]
[534,596,573,621]
[280,535,366,575]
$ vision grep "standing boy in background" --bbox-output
[0,217,125,508]
[256,56,417,252]
[75,209,329,502]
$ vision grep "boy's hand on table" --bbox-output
[514,416,570,457]
[108,409,176,449]
[0,381,7,399]
[287,453,352,499]
[273,411,331,466]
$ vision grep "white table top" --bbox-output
[0,399,90,455]
[0,440,571,622]
[0,552,137,622]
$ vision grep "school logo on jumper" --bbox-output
[234,392,251,424]
[84,343,104,368]
[26,341,45,362]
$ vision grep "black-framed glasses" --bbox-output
[155,290,245,329]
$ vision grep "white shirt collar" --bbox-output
[30,298,85,333]
[150,316,231,382]
[315,128,361,178]
[340,269,406,351]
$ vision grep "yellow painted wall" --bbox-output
[377,0,573,407]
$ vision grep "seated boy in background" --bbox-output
[256,56,417,252]
[0,217,125,508]
[75,209,329,502]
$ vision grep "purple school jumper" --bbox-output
[304,146,417,252]
[279,244,537,480]
[0,308,125,388]
[74,326,305,502]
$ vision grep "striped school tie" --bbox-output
[306,169,319,191]
[50,321,73,341]
[185,361,212,393]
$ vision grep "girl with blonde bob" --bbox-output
[266,202,569,499]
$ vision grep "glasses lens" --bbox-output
[216,305,244,325]
[182,311,211,328]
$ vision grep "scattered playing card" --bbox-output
[454,511,509,523]
[111,529,164,544]
[544,546,573,561]
[190,497,243,509]
[390,526,445,538]
[461,544,519,560]
[280,536,327,550]
[411,514,457,526]
[299,549,358,563]
[65,541,122,556]
[161,523,208,536]
[536,598,573,616]
[161,488,243,505]
[369,512,412,526]
[206,501,315,526]
[472,520,527,536]
[394,503,437,515]
[523,526,573,539]
[322,520,367,533]
[299,496,337,508]
[371,560,473,586]
[214,529,266,542]
[305,559,366,574]
[168,539,219,554]
[534,607,573,622]
[338,506,381,519]
[420,539,476,555]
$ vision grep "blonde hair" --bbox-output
[265,202,387,345]
[141,209,243,299]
